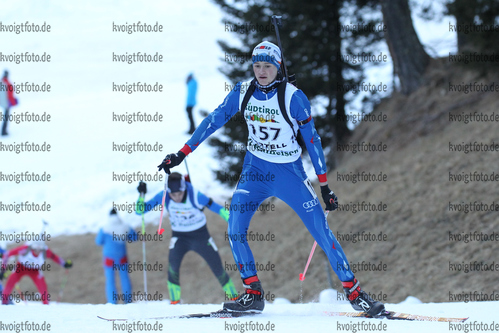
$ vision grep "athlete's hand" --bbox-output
[136,197,145,215]
[219,208,230,222]
[158,151,186,174]
[320,185,338,211]
[137,181,147,195]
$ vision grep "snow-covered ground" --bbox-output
[0,291,493,333]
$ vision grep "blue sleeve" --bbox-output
[185,82,243,152]
[207,200,224,214]
[290,90,327,176]
[196,190,224,214]
[95,229,104,246]
[136,191,167,215]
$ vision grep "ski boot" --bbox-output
[168,281,181,305]
[223,279,239,301]
[342,278,385,316]
[223,276,264,313]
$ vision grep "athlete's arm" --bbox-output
[158,83,245,173]
[290,90,338,211]
[95,229,105,245]
[46,248,66,266]
[191,185,228,222]
[136,191,170,215]
[4,245,28,259]
[184,83,244,153]
[290,90,328,183]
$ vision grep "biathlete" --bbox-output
[157,41,385,316]
[95,208,139,304]
[136,173,237,304]
[0,240,72,305]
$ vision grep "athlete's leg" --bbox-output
[192,227,237,300]
[273,158,385,315]
[223,153,273,312]
[227,153,272,279]
[30,270,49,304]
[2,270,24,304]
[116,256,132,304]
[272,158,354,282]
[103,260,117,304]
[167,235,189,303]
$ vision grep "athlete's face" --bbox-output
[169,191,185,203]
[253,62,278,86]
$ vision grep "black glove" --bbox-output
[157,151,186,174]
[137,181,147,195]
[64,260,73,269]
[320,185,338,211]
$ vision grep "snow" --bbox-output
[0,295,495,333]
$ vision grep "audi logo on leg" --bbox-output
[302,198,319,209]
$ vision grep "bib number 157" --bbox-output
[249,124,281,141]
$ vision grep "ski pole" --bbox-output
[140,192,148,297]
[56,269,69,303]
[157,173,169,235]
[299,210,329,281]
[299,241,317,281]
[184,157,192,184]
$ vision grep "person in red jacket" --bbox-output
[0,240,72,305]
[0,70,19,136]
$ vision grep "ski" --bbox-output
[98,308,468,323]
[326,310,468,322]
[97,309,261,321]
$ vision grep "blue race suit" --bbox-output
[95,216,138,304]
[181,81,355,282]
